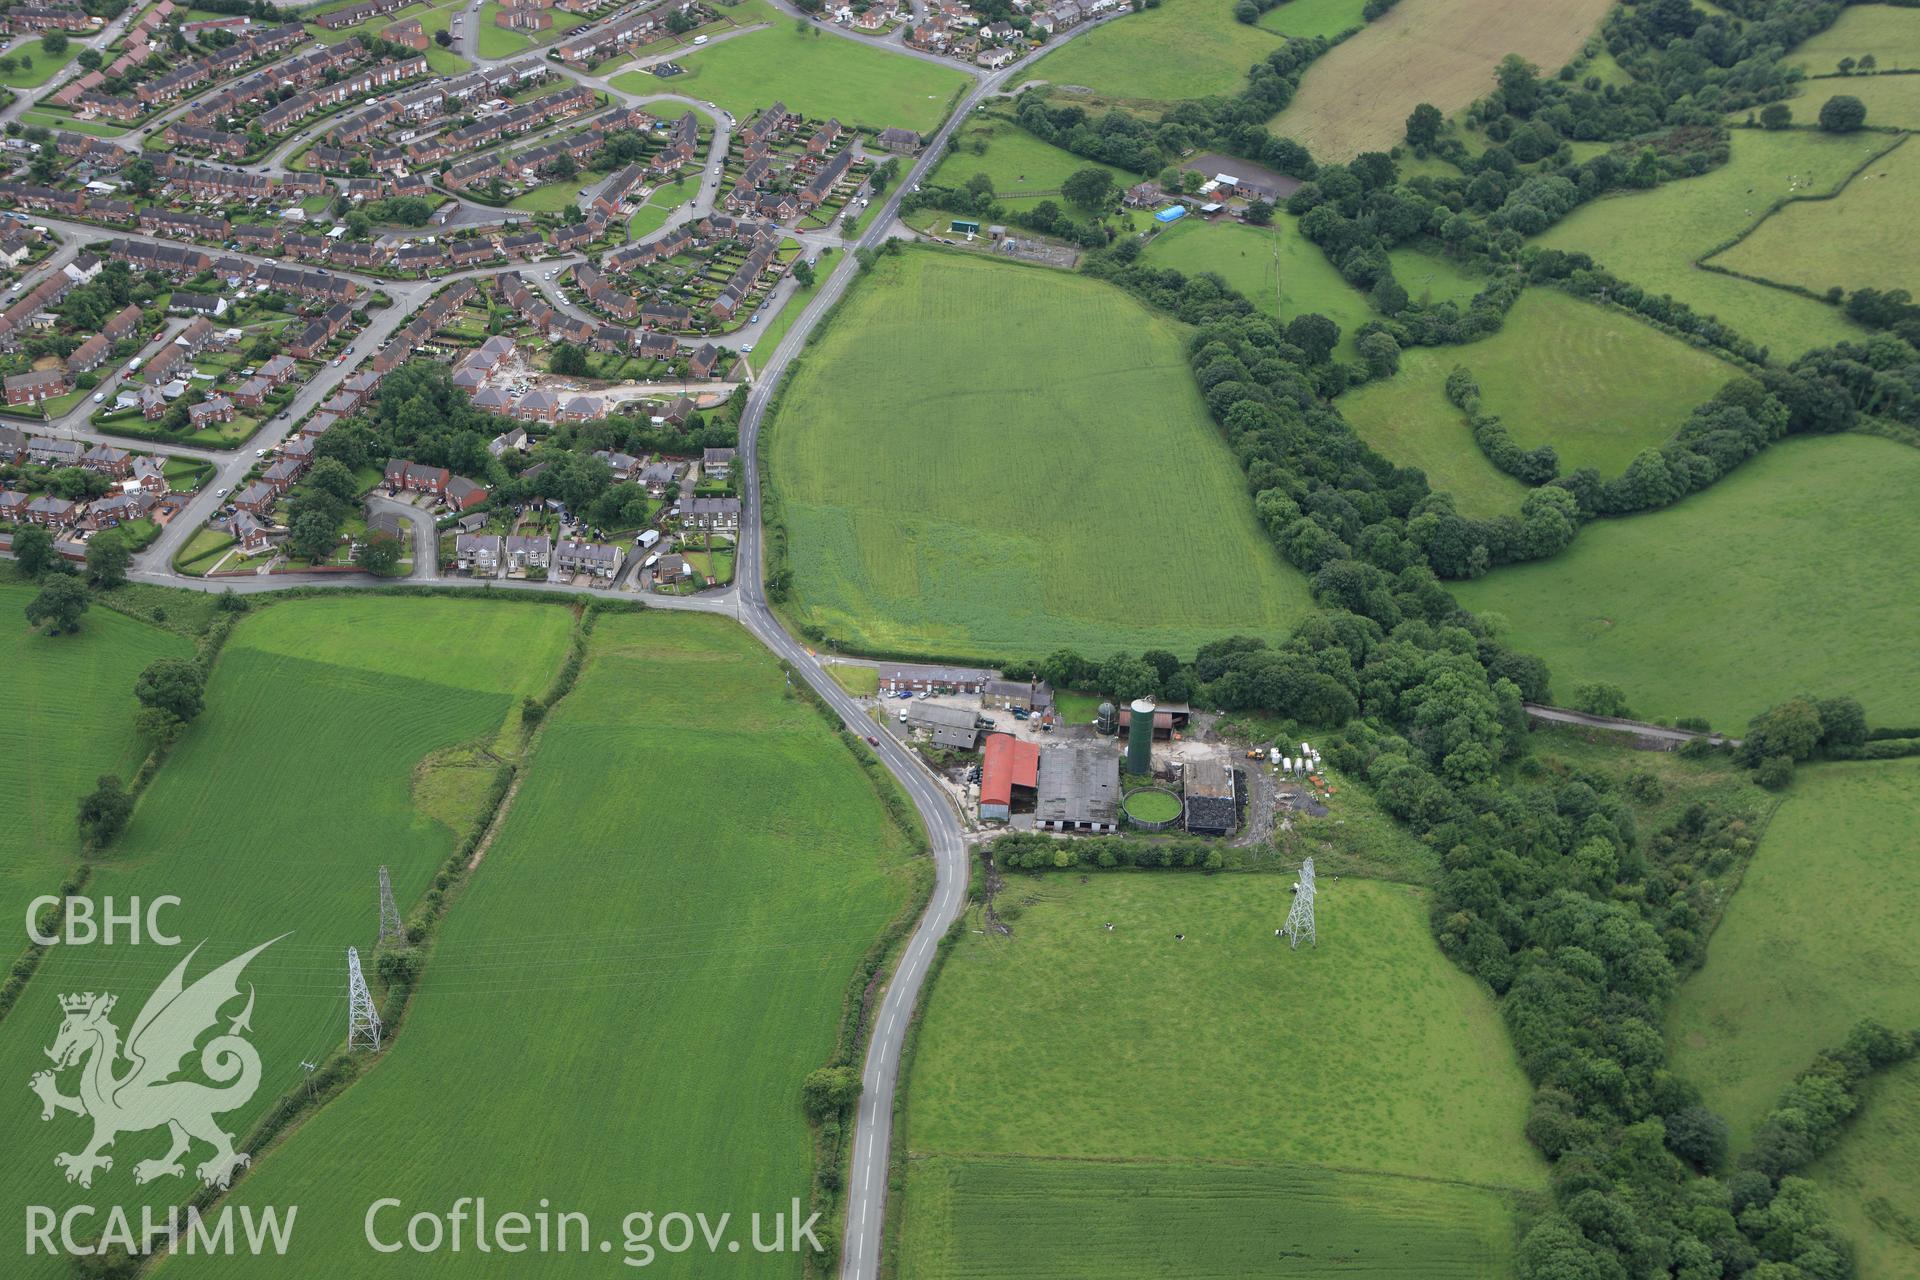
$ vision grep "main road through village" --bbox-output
[0,7,1141,1273]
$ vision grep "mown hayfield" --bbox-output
[902,1156,1527,1278]
[1708,135,1920,296]
[1810,1057,1920,1280]
[1338,290,1734,514]
[1259,0,1368,40]
[1268,0,1614,161]
[609,24,968,133]
[1787,3,1920,74]
[896,874,1543,1276]
[1142,214,1375,355]
[0,597,570,1274]
[1023,0,1282,104]
[172,612,921,1278]
[1533,128,1894,360]
[1453,435,1920,731]
[1668,759,1920,1148]
[767,248,1313,660]
[0,584,189,934]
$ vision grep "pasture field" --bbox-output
[1389,246,1487,308]
[1268,0,1614,160]
[0,583,190,934]
[1533,127,1894,360]
[610,24,968,133]
[171,612,922,1278]
[766,249,1313,660]
[1023,0,1282,105]
[896,874,1544,1277]
[1810,1057,1920,1280]
[1708,136,1920,296]
[929,113,1133,219]
[1779,70,1920,129]
[1338,290,1734,514]
[1668,759,1920,1148]
[1141,214,1374,355]
[1259,0,1368,39]
[1786,3,1920,74]
[0,597,571,1274]
[1452,434,1920,731]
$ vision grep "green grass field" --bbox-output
[1786,3,1920,74]
[1776,70,1920,130]
[1389,246,1488,308]
[0,37,81,89]
[0,597,571,1274]
[1340,289,1735,510]
[1708,135,1920,296]
[1533,128,1895,360]
[1258,0,1368,39]
[611,24,968,133]
[505,175,593,213]
[1810,1056,1920,1280]
[169,612,921,1278]
[0,583,189,935]
[1453,434,1920,730]
[897,874,1544,1277]
[1023,0,1282,104]
[1668,759,1920,1147]
[929,112,1133,219]
[1141,214,1375,357]
[767,248,1313,661]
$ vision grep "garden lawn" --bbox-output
[929,112,1132,219]
[0,583,189,936]
[1532,127,1895,360]
[1809,1057,1920,1280]
[1024,0,1283,105]
[1786,3,1920,74]
[0,596,571,1276]
[1258,0,1368,39]
[767,248,1312,661]
[1668,759,1920,1147]
[1707,134,1920,297]
[1141,214,1374,357]
[611,24,968,133]
[1452,434,1920,730]
[897,874,1545,1278]
[1269,0,1614,160]
[169,612,922,1279]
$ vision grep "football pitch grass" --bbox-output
[766,248,1313,662]
[166,611,923,1278]
[896,874,1544,1278]
[0,596,572,1273]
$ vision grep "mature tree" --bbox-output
[791,258,815,288]
[1243,199,1274,226]
[1285,313,1340,363]
[135,657,206,725]
[25,577,89,635]
[1818,94,1867,132]
[801,1065,860,1120]
[1061,166,1115,213]
[1405,102,1444,147]
[1099,652,1159,704]
[1356,330,1400,378]
[1758,102,1792,130]
[86,529,130,589]
[549,342,589,376]
[77,775,134,846]
[1743,696,1824,762]
[11,523,54,577]
[1572,681,1631,718]
[289,510,341,562]
[359,531,404,577]
[40,33,67,55]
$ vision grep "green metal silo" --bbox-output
[1126,698,1155,775]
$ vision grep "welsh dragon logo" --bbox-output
[29,937,282,1191]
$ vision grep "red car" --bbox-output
[864,736,879,746]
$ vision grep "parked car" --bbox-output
[91,392,105,403]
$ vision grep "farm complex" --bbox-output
[1,0,1916,1276]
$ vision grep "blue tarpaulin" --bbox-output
[1153,206,1187,224]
